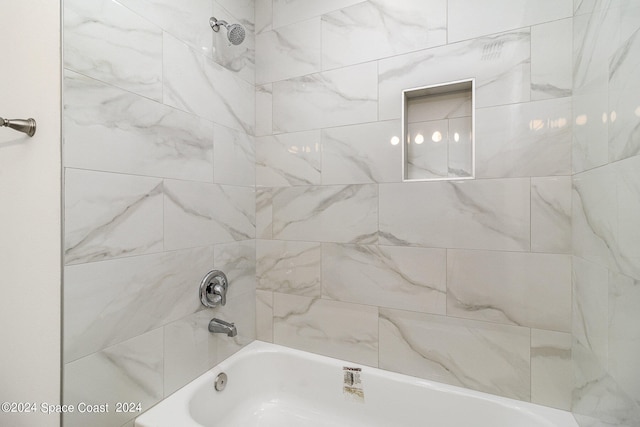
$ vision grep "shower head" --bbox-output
[210,17,246,46]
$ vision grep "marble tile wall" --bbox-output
[571,1,640,426]
[62,0,255,426]
[255,0,574,412]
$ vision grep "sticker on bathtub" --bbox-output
[343,367,364,403]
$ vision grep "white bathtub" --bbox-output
[135,341,578,427]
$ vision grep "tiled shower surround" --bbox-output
[255,0,574,412]
[61,0,640,426]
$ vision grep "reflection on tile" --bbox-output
[163,310,218,396]
[273,293,378,366]
[448,117,473,177]
[531,329,572,410]
[447,250,572,332]
[531,176,572,253]
[163,33,254,134]
[447,0,572,43]
[256,131,322,187]
[64,246,213,362]
[256,18,321,84]
[64,169,163,265]
[379,179,530,251]
[272,184,378,243]
[321,0,446,70]
[164,180,255,250]
[63,330,163,427]
[379,309,530,400]
[257,240,321,296]
[272,0,366,28]
[214,124,255,187]
[531,18,573,100]
[322,244,446,314]
[321,120,402,185]
[273,62,378,133]
[214,240,256,300]
[64,71,214,182]
[406,120,449,179]
[256,84,273,136]
[475,98,572,178]
[64,0,163,100]
[256,290,274,342]
[379,30,530,119]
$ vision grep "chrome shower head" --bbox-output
[210,17,246,46]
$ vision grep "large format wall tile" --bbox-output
[447,0,572,43]
[378,29,531,120]
[163,33,255,134]
[322,244,446,314]
[379,179,530,251]
[321,120,402,185]
[475,98,572,178]
[321,0,447,70]
[64,0,163,101]
[256,18,321,84]
[447,250,572,332]
[256,131,322,187]
[272,184,378,243]
[64,71,214,182]
[379,309,531,401]
[273,294,378,366]
[64,246,213,362]
[273,62,378,133]
[64,169,163,265]
[257,240,321,297]
[164,180,255,250]
[63,330,163,427]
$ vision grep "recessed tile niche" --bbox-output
[402,79,475,181]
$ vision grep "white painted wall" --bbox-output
[0,1,62,426]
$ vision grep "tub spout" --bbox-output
[209,318,237,337]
